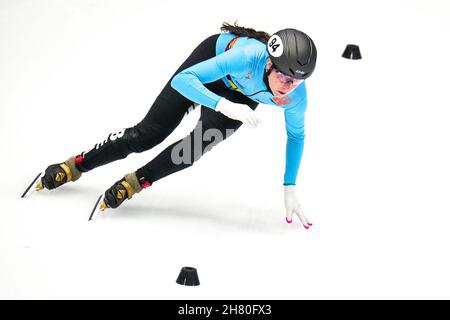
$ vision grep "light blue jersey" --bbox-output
[171,33,308,185]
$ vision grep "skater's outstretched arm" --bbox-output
[283,97,312,230]
[283,95,307,186]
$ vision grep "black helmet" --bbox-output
[267,28,317,80]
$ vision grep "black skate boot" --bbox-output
[89,173,152,220]
[102,172,144,209]
[38,156,83,191]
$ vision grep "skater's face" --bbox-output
[266,59,303,97]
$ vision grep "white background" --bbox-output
[1,0,450,299]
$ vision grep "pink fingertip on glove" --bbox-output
[286,217,292,224]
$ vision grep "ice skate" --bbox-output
[89,172,144,220]
[21,156,82,198]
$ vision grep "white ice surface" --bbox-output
[1,0,450,299]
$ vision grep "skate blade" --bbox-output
[21,172,44,198]
[89,194,108,221]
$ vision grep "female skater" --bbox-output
[34,23,317,229]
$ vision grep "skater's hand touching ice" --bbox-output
[284,185,312,229]
[215,98,261,128]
